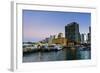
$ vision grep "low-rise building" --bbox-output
[52,37,67,46]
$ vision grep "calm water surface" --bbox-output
[23,48,91,62]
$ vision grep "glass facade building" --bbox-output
[65,22,80,43]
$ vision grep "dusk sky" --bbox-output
[23,10,91,42]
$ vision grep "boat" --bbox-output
[78,46,91,51]
[48,44,62,51]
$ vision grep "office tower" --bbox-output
[87,26,91,44]
[80,33,84,44]
[65,22,80,43]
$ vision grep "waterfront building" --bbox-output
[65,22,81,44]
[87,26,91,44]
[52,37,67,46]
[52,33,68,46]
[41,38,50,44]
[58,33,63,38]
[80,33,85,44]
[87,33,90,44]
[89,26,91,34]
[80,33,89,44]
[84,33,88,43]
[48,35,56,45]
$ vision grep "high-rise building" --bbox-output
[84,33,87,43]
[80,33,88,44]
[65,22,80,43]
[87,26,91,44]
[89,26,91,34]
[80,33,84,44]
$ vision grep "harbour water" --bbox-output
[23,47,91,62]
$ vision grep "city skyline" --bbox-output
[23,10,91,42]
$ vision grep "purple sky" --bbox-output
[23,10,91,42]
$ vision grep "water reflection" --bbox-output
[23,47,91,62]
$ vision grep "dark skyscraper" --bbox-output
[87,26,91,44]
[65,22,80,43]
